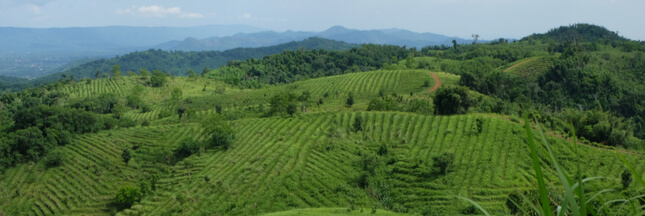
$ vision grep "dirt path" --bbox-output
[427,72,441,93]
[503,58,536,72]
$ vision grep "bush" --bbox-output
[174,138,200,160]
[43,149,64,168]
[353,115,364,132]
[118,118,136,128]
[201,114,236,150]
[346,92,355,107]
[150,69,167,87]
[158,109,173,119]
[122,149,131,164]
[432,152,455,174]
[622,169,632,189]
[141,120,150,127]
[433,86,472,115]
[115,184,142,209]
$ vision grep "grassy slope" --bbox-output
[1,69,643,215]
[1,112,643,215]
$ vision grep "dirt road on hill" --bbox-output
[503,58,536,72]
[427,72,441,93]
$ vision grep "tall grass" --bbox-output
[455,111,645,215]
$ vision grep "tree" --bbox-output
[174,138,199,160]
[433,86,472,115]
[452,40,457,50]
[286,103,297,117]
[111,65,122,79]
[150,70,167,87]
[353,114,364,132]
[201,114,235,150]
[95,70,100,78]
[269,93,294,116]
[201,66,210,77]
[171,87,183,105]
[115,184,142,209]
[621,169,632,189]
[187,69,197,79]
[122,149,131,164]
[139,68,150,78]
[432,152,455,174]
[298,91,311,112]
[346,92,355,107]
[43,149,64,168]
[475,118,484,133]
[177,107,186,120]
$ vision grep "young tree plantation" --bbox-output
[0,24,644,215]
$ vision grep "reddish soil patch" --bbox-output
[504,58,536,72]
[427,72,441,93]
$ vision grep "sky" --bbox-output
[0,0,643,40]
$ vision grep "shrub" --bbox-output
[286,103,297,117]
[121,149,131,164]
[433,86,472,115]
[150,69,167,87]
[43,149,64,168]
[621,169,632,189]
[432,152,455,174]
[118,118,136,128]
[157,109,172,119]
[346,92,355,107]
[353,115,364,132]
[201,114,236,150]
[115,184,142,209]
[174,138,200,160]
[377,143,388,156]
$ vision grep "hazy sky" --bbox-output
[1,0,643,40]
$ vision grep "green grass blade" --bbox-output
[619,154,645,188]
[535,121,579,216]
[598,199,628,214]
[571,177,606,190]
[452,195,491,216]
[523,111,553,216]
[518,190,545,215]
[507,195,531,216]
[571,124,587,216]
[585,189,614,204]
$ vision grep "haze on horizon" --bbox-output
[1,0,644,41]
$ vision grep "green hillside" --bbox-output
[1,24,645,216]
[1,111,643,215]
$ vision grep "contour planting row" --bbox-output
[186,70,432,112]
[142,112,645,215]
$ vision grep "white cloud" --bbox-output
[116,5,204,18]
[26,4,42,14]
[242,13,252,19]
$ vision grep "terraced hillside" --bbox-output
[123,70,457,123]
[2,111,640,215]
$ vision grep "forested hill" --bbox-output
[521,23,626,43]
[33,37,357,84]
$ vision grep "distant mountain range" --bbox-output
[0,25,481,79]
[0,25,264,55]
[157,26,478,51]
[32,37,358,85]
